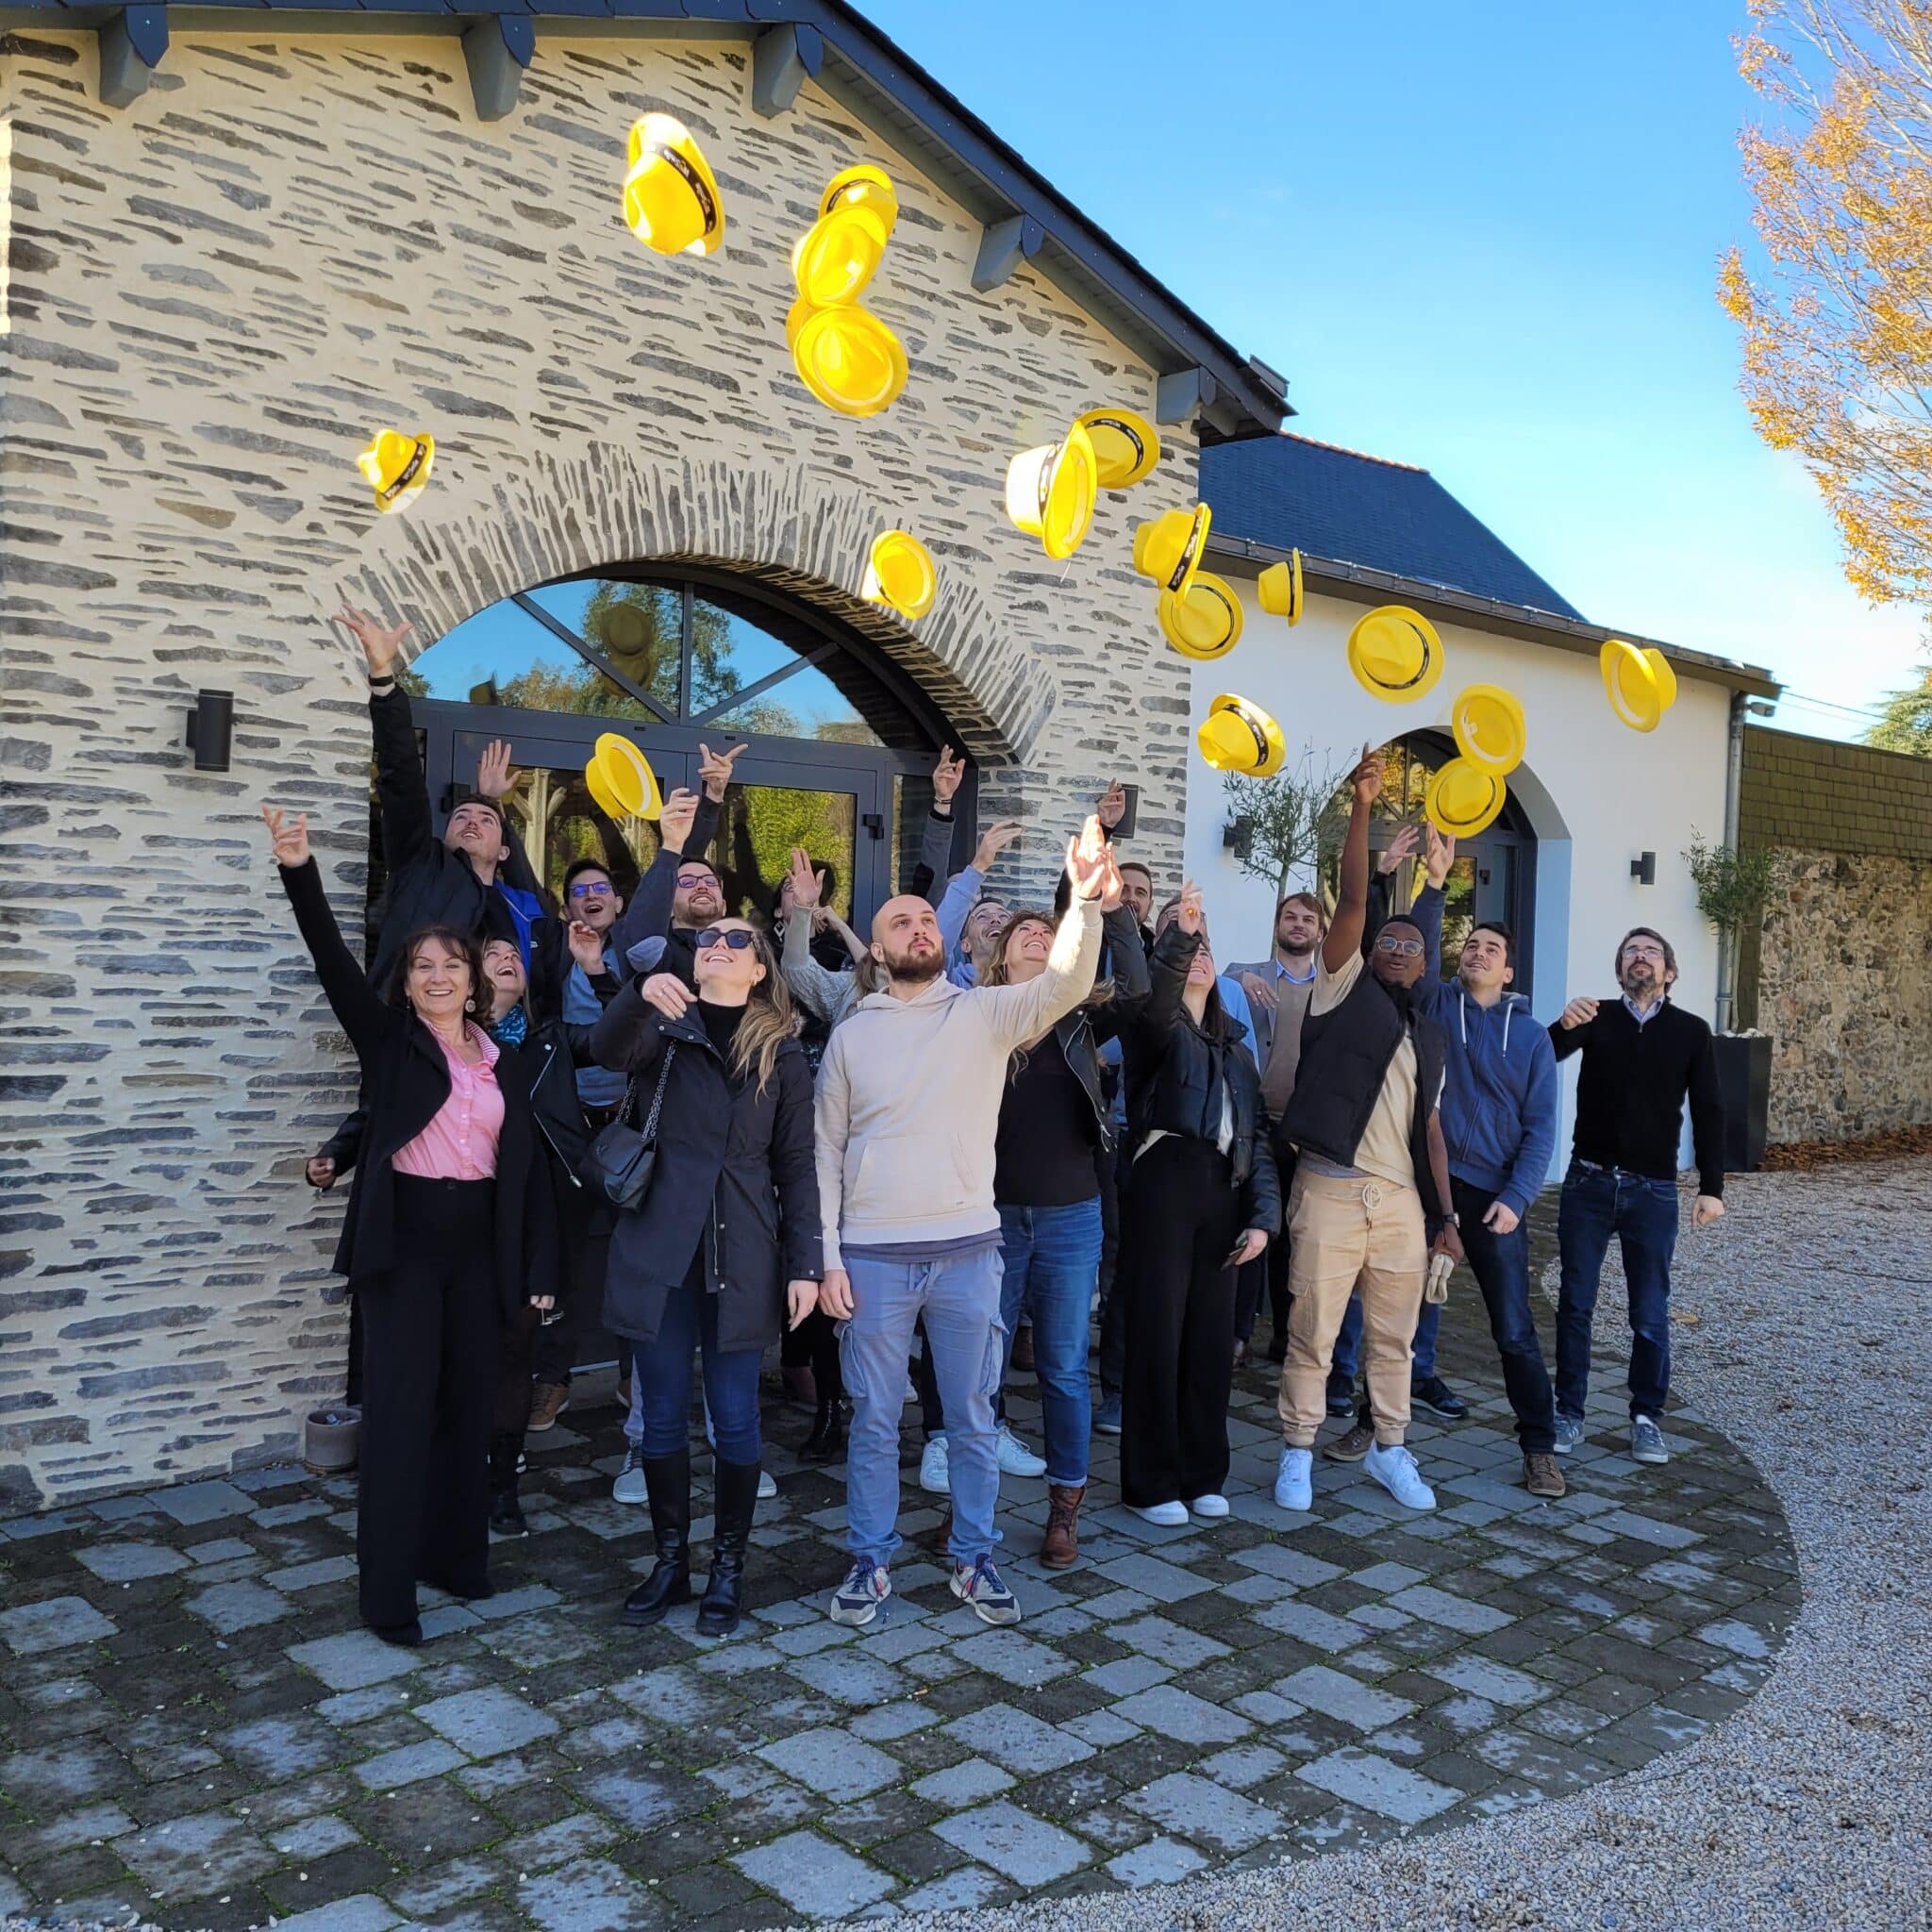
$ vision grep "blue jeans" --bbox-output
[1555,1161,1678,1422]
[1449,1176,1557,1453]
[1333,1294,1439,1382]
[630,1268,762,1465]
[841,1245,1005,1569]
[998,1200,1101,1487]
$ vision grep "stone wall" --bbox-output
[0,25,1200,1507]
[1738,729,1932,1143]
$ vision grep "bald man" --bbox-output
[815,823,1114,1630]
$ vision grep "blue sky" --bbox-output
[862,0,1924,742]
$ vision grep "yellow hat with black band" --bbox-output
[586,733,663,824]
[1347,605,1445,704]
[1601,639,1677,732]
[1132,504,1213,600]
[1256,550,1304,625]
[1196,692,1285,777]
[1158,571,1243,661]
[791,304,908,418]
[1450,683,1526,775]
[622,113,725,258]
[1074,408,1161,491]
[357,430,434,515]
[1005,425,1099,561]
[1425,758,1508,839]
[791,201,891,308]
[862,529,937,622]
[820,164,899,236]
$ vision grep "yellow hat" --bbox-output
[1132,504,1213,598]
[1005,424,1099,560]
[820,164,899,237]
[1347,605,1445,703]
[623,112,725,258]
[791,202,891,308]
[585,732,662,823]
[1074,408,1161,490]
[1601,639,1677,732]
[1158,570,1243,661]
[1256,550,1304,625]
[862,529,937,622]
[1196,692,1285,776]
[1425,758,1508,839]
[791,304,908,418]
[356,430,434,515]
[1450,683,1526,775]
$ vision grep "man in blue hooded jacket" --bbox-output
[1341,827,1564,1498]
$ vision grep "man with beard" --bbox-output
[815,820,1112,1629]
[1550,928,1725,1467]
[1272,746,1463,1517]
[609,742,745,987]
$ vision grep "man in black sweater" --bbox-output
[1550,925,1725,1468]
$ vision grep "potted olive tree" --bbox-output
[1684,834,1785,1173]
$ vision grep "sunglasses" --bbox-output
[567,880,612,899]
[695,927,757,951]
[1374,936,1424,958]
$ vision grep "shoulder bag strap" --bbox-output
[638,1041,676,1148]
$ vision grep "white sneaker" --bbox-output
[612,1444,646,1505]
[1128,1500,1189,1526]
[995,1424,1046,1478]
[1186,1493,1229,1520]
[1363,1441,1437,1511]
[1274,1446,1313,1512]
[758,1469,777,1500]
[919,1434,951,1495]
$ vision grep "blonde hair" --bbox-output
[709,925,796,1097]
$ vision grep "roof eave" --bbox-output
[1206,534,1782,699]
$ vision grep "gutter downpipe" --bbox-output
[1716,689,1746,1035]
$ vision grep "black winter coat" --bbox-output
[278,858,557,1318]
[1120,924,1283,1237]
[589,985,823,1354]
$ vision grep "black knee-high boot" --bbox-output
[697,1458,760,1638]
[621,1449,692,1626]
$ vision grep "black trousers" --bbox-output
[1118,1137,1242,1507]
[1096,1140,1133,1399]
[1234,1150,1296,1345]
[532,1180,609,1386]
[781,1307,844,1404]
[358,1175,501,1629]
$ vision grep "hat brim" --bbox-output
[1426,759,1507,838]
[1451,684,1526,774]
[1158,572,1243,660]
[591,733,662,822]
[1347,606,1445,703]
[863,532,937,621]
[821,164,899,234]
[623,115,725,258]
[1601,641,1663,731]
[792,306,908,417]
[1074,409,1161,490]
[792,204,891,308]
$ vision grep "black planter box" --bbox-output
[1714,1033,1771,1175]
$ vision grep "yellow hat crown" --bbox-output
[1131,504,1212,598]
[1347,605,1444,702]
[623,113,725,258]
[1074,408,1161,490]
[1006,425,1099,560]
[585,733,663,823]
[792,201,891,308]
[1196,693,1285,776]
[1256,551,1304,625]
[862,529,937,622]
[357,430,434,514]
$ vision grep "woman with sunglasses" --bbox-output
[591,917,822,1637]
[261,805,557,1647]
[1116,883,1280,1527]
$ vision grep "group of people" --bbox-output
[271,605,1728,1647]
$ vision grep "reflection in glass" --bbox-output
[524,581,681,714]
[702,785,857,925]
[500,766,663,904]
[407,603,661,724]
[707,660,884,748]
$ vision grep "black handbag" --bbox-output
[578,1043,676,1211]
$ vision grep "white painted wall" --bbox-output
[1178,582,1736,1183]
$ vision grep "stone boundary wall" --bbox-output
[1737,728,1932,1142]
[0,25,1199,1507]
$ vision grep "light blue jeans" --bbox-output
[840,1246,1005,1570]
[997,1200,1101,1488]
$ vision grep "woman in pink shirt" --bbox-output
[265,806,557,1647]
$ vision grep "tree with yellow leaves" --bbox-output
[1719,1,1932,609]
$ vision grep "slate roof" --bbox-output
[1201,431,1585,620]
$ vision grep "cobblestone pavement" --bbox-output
[0,1206,1796,1931]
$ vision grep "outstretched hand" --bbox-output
[475,740,516,801]
[1064,815,1110,902]
[1376,823,1421,876]
[1175,880,1204,936]
[334,606,412,677]
[788,845,826,911]
[260,803,310,868]
[973,818,1023,874]
[1096,779,1128,830]
[1424,825,1457,888]
[566,921,607,974]
[697,741,748,803]
[1349,741,1383,808]
[657,787,700,855]
[932,743,965,807]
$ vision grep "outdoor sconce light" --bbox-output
[1631,851,1657,886]
[186,690,234,773]
[1223,814,1254,858]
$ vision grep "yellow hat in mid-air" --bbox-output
[862,529,937,622]
[1132,504,1213,599]
[1074,408,1161,490]
[1256,551,1304,625]
[1006,425,1099,560]
[1158,571,1243,661]
[585,733,663,823]
[1347,605,1445,703]
[1450,683,1527,775]
[357,430,434,515]
[1601,639,1677,732]
[820,164,899,236]
[1425,758,1507,838]
[791,201,891,308]
[622,113,725,258]
[791,305,908,418]
[1196,692,1285,776]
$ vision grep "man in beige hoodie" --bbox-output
[817,817,1114,1628]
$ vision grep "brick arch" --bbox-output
[332,445,1054,764]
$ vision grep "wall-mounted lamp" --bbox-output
[1630,851,1657,886]
[1223,814,1254,858]
[185,690,234,773]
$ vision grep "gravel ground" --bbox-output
[8,1158,1926,1932]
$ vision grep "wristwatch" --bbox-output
[1443,1210,1461,1227]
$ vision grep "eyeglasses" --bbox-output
[676,872,718,891]
[567,880,612,899]
[1374,936,1424,958]
[695,927,757,951]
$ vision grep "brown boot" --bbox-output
[1524,1452,1567,1498]
[1040,1484,1085,1569]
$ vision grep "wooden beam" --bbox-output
[462,14,535,125]
[750,22,824,119]
[98,6,168,109]
[971,213,1044,291]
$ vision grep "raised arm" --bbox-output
[588,974,672,1077]
[1324,743,1380,974]
[912,743,964,901]
[781,904,849,1024]
[610,786,704,960]
[974,818,1108,1048]
[265,808,393,1064]
[1550,997,1599,1060]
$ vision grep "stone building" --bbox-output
[0,0,1784,1510]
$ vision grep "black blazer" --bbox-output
[278,858,557,1318]
[590,985,822,1354]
